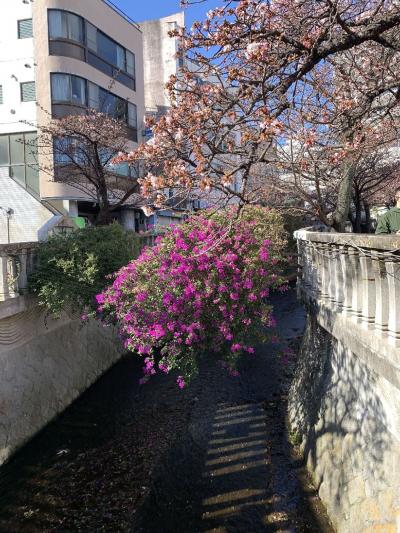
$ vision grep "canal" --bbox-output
[0,289,333,532]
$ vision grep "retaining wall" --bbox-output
[0,296,122,465]
[290,229,400,532]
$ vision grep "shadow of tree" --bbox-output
[289,311,395,530]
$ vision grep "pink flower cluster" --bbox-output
[97,213,286,386]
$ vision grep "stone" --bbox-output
[347,477,365,506]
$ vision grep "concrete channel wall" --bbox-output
[289,229,400,532]
[0,296,122,466]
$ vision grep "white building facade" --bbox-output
[0,0,145,242]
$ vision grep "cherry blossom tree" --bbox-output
[350,147,400,232]
[117,0,400,231]
[31,109,143,225]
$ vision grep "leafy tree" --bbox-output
[30,224,140,316]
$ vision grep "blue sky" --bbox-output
[114,0,220,27]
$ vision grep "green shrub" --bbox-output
[209,205,288,258]
[30,223,140,316]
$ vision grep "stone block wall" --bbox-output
[0,298,122,465]
[289,311,400,532]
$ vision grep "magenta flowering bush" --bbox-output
[97,208,287,387]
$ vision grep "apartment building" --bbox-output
[141,12,184,119]
[140,12,191,229]
[0,0,145,242]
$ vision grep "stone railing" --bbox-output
[0,232,161,303]
[0,243,38,302]
[295,228,400,345]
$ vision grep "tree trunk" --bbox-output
[95,183,113,226]
[353,195,362,233]
[363,199,371,233]
[332,159,356,232]
[95,208,113,226]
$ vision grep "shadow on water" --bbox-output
[0,288,333,532]
[134,395,332,533]
[0,356,138,504]
[134,289,334,533]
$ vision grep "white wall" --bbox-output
[0,0,37,135]
[141,12,184,114]
[0,168,54,243]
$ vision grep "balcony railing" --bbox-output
[295,228,400,344]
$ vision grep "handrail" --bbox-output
[295,228,400,345]
[101,0,142,31]
[295,228,400,252]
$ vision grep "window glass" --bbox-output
[97,32,117,66]
[116,45,126,71]
[26,164,39,194]
[126,51,135,77]
[71,76,86,105]
[51,73,70,101]
[68,13,83,42]
[128,103,137,129]
[25,133,37,166]
[48,10,67,39]
[86,22,97,51]
[0,133,38,192]
[99,88,112,115]
[88,82,99,109]
[115,97,126,121]
[48,10,83,43]
[10,134,24,165]
[11,165,25,187]
[21,82,36,102]
[54,137,72,165]
[114,162,129,176]
[0,136,9,165]
[18,19,33,39]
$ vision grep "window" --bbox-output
[51,74,139,141]
[128,103,137,130]
[0,86,3,105]
[48,10,84,43]
[0,132,39,194]
[99,88,126,121]
[51,74,86,105]
[18,18,33,39]
[48,10,136,90]
[21,81,36,102]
